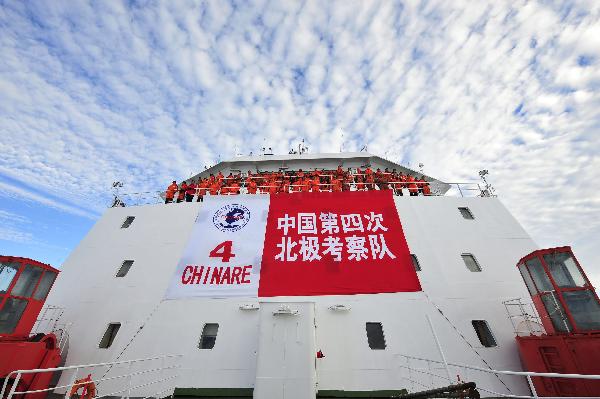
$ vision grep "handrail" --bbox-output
[114,181,488,206]
[396,353,600,399]
[3,354,182,374]
[0,354,183,399]
[399,353,600,379]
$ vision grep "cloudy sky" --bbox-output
[1,1,599,283]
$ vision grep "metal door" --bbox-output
[254,302,316,399]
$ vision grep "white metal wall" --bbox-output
[46,195,537,396]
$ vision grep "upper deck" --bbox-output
[115,152,492,206]
[190,151,450,194]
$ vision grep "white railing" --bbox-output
[503,296,572,335]
[396,353,600,398]
[442,182,490,197]
[111,181,491,207]
[503,298,546,337]
[0,354,183,399]
[31,305,71,355]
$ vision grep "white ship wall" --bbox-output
[46,195,538,397]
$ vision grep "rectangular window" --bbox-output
[526,257,553,292]
[0,297,28,334]
[365,322,386,350]
[562,290,600,330]
[411,254,421,271]
[540,292,572,332]
[199,323,219,349]
[99,323,121,348]
[471,320,497,347]
[461,254,482,272]
[543,253,587,288]
[11,265,43,297]
[458,207,474,219]
[0,261,20,294]
[121,216,135,229]
[518,264,537,296]
[33,271,57,300]
[116,260,134,277]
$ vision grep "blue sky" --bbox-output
[1,1,599,283]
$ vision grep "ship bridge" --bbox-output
[186,152,451,195]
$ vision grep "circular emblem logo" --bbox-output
[212,204,251,232]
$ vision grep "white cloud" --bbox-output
[0,0,599,283]
[0,209,32,244]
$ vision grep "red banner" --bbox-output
[259,190,421,296]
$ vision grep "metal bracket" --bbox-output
[273,304,299,316]
[328,304,351,312]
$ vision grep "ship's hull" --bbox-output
[46,195,537,398]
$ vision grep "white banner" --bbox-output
[164,195,270,299]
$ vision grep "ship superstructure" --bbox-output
[41,152,543,398]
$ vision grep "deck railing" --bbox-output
[396,353,600,398]
[0,354,183,399]
[30,305,71,355]
[111,181,490,207]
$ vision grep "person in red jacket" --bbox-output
[268,178,278,194]
[311,176,321,192]
[230,181,240,195]
[421,177,431,196]
[282,179,290,194]
[355,174,364,191]
[366,173,375,190]
[177,182,187,203]
[300,178,310,193]
[375,168,383,189]
[197,179,207,202]
[342,175,351,192]
[247,178,257,194]
[407,175,418,196]
[209,181,220,196]
[185,180,196,202]
[165,181,178,204]
[221,183,230,195]
[331,177,342,192]
[391,169,402,196]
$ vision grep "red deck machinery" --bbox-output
[516,246,600,397]
[0,256,61,399]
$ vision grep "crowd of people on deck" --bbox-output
[164,166,432,203]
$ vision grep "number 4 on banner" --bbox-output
[209,241,236,262]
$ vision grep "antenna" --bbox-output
[298,139,309,154]
[478,169,496,197]
[110,181,124,207]
[340,129,344,153]
[360,145,367,152]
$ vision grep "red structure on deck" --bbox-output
[516,246,600,397]
[0,256,61,399]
